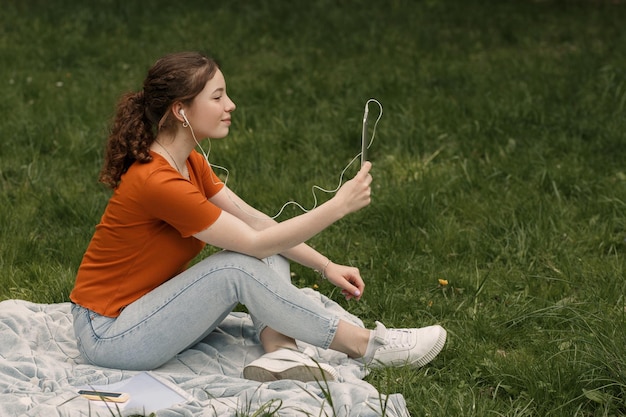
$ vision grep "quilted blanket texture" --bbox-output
[0,289,409,417]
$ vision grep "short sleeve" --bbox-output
[141,169,222,237]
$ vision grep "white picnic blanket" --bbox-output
[0,289,410,416]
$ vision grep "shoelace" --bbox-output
[374,323,416,350]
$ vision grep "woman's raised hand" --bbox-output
[334,161,372,215]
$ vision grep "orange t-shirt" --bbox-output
[70,150,224,317]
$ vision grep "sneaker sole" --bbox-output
[243,364,337,383]
[413,326,447,367]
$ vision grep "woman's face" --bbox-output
[184,69,236,139]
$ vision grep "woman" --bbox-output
[70,51,446,382]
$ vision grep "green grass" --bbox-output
[2,0,626,415]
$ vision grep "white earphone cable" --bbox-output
[185,98,383,220]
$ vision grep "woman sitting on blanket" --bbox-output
[69,51,446,382]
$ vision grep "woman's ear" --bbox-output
[171,102,186,123]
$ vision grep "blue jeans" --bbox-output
[71,251,340,370]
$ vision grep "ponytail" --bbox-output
[98,91,154,188]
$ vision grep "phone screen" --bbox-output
[361,111,369,166]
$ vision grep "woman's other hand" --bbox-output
[324,262,365,301]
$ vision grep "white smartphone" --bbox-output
[78,389,130,403]
[361,103,369,166]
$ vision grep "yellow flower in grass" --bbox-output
[438,278,449,286]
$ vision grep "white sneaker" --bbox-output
[243,348,339,383]
[365,321,447,368]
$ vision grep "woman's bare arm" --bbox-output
[194,162,372,261]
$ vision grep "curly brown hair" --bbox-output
[99,52,219,188]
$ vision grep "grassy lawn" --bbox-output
[1,0,625,415]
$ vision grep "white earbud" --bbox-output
[179,109,190,127]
